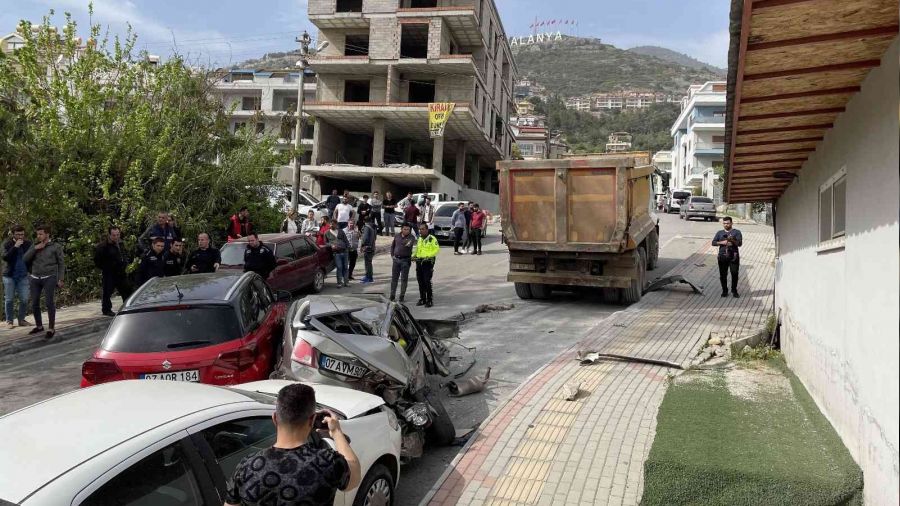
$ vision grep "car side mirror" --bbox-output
[276,290,292,302]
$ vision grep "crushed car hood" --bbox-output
[232,380,384,419]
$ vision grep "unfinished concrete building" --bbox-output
[303,0,516,202]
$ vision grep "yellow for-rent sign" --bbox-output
[428,102,455,138]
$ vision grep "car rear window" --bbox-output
[673,191,691,199]
[101,306,242,353]
[692,197,713,203]
[220,242,276,266]
[435,205,457,217]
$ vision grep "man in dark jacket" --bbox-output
[389,223,416,302]
[356,195,372,228]
[163,238,187,277]
[244,233,276,280]
[712,216,743,298]
[227,207,252,242]
[186,232,221,274]
[325,190,341,218]
[137,238,166,286]
[359,216,377,283]
[138,211,177,253]
[3,225,32,328]
[93,226,132,317]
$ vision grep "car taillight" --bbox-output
[292,338,317,368]
[214,346,258,371]
[81,358,124,387]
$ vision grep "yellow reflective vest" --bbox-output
[413,234,440,260]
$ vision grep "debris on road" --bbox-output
[475,303,515,313]
[447,368,491,396]
[643,275,704,295]
[561,381,582,401]
[577,349,685,369]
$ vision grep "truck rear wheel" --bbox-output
[530,283,551,299]
[620,248,646,305]
[647,229,660,271]
[514,282,533,299]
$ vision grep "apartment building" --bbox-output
[303,0,517,200]
[564,96,590,112]
[669,81,726,198]
[0,31,26,54]
[211,69,318,165]
[565,91,675,112]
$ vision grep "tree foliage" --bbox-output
[0,11,288,303]
[532,96,678,154]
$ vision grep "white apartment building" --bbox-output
[652,150,672,174]
[669,81,726,198]
[564,96,590,112]
[211,69,318,166]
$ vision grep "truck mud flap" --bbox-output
[642,275,703,295]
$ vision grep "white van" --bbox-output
[665,188,692,214]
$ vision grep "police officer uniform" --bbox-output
[413,230,439,307]
[244,243,276,280]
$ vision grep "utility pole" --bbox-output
[291,30,312,213]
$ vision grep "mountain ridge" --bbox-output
[627,45,726,75]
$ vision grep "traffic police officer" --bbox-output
[413,223,439,307]
[243,233,277,280]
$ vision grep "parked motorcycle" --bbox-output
[274,294,458,459]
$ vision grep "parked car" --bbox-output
[219,233,331,294]
[430,201,467,243]
[81,272,287,388]
[0,380,401,506]
[276,294,459,459]
[665,188,692,213]
[680,196,718,221]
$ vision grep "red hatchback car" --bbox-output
[81,271,287,388]
[218,233,332,294]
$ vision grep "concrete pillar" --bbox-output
[432,136,445,173]
[372,119,385,167]
[470,159,481,190]
[454,141,467,185]
[402,141,413,164]
[371,176,389,195]
[386,65,399,102]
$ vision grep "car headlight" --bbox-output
[402,403,430,427]
[383,405,399,431]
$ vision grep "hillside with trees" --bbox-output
[627,46,726,75]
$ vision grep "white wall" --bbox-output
[774,39,898,506]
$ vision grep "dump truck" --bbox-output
[498,154,660,304]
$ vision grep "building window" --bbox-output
[345,34,369,56]
[241,96,260,111]
[255,122,265,134]
[712,135,725,144]
[519,143,534,156]
[343,80,371,102]
[819,166,847,246]
[234,122,246,133]
[336,0,362,12]
[408,80,435,103]
[400,24,429,59]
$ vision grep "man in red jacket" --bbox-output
[469,203,487,255]
[227,207,252,242]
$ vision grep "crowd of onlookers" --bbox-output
[2,190,493,337]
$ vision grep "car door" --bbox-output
[74,434,219,506]
[270,242,297,291]
[291,237,318,288]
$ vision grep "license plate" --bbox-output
[141,370,200,382]
[319,354,367,378]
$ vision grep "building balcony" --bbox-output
[308,53,480,76]
[396,5,481,46]
[693,147,725,156]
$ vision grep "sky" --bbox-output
[3,0,731,68]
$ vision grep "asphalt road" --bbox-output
[0,212,752,504]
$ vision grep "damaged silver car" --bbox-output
[274,294,458,459]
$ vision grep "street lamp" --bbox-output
[290,32,329,213]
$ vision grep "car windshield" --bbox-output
[673,191,691,199]
[692,197,713,203]
[102,306,242,353]
[219,242,276,266]
[435,205,457,217]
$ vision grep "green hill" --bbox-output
[627,45,726,76]
[512,37,722,97]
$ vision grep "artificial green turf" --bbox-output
[641,358,863,506]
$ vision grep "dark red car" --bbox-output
[81,271,287,388]
[219,233,331,294]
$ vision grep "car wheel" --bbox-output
[514,282,533,300]
[311,269,325,293]
[424,389,455,446]
[353,464,394,506]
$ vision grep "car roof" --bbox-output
[224,233,304,245]
[124,271,250,308]
[0,381,259,503]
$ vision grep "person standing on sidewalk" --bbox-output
[382,191,397,237]
[389,223,415,302]
[359,216,376,284]
[325,219,350,288]
[281,210,299,234]
[420,197,436,232]
[325,189,341,218]
[403,200,420,235]
[137,237,166,286]
[243,233,276,280]
[163,238,186,277]
[345,221,360,281]
[413,223,439,307]
[333,196,354,230]
[3,225,32,328]
[712,216,743,298]
[356,195,371,229]
[93,226,131,317]
[469,203,487,255]
[186,232,221,274]
[226,207,252,242]
[462,202,475,253]
[316,215,331,246]
[23,225,65,339]
[450,203,467,255]
[370,191,384,235]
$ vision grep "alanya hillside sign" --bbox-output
[509,31,566,47]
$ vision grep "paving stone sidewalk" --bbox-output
[422,231,776,506]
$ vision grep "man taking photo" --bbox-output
[712,216,743,298]
[224,383,361,506]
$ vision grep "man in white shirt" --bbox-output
[333,196,355,230]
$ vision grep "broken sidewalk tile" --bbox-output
[561,381,582,401]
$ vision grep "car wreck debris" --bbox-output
[475,303,515,313]
[561,381,582,401]
[642,275,704,295]
[447,368,492,396]
[577,350,685,370]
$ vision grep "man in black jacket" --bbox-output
[186,232,221,274]
[137,238,166,286]
[163,238,186,277]
[3,225,32,327]
[244,233,277,280]
[93,226,132,317]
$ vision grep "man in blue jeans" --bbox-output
[326,219,350,288]
[2,225,32,329]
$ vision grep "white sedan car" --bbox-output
[0,380,400,506]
